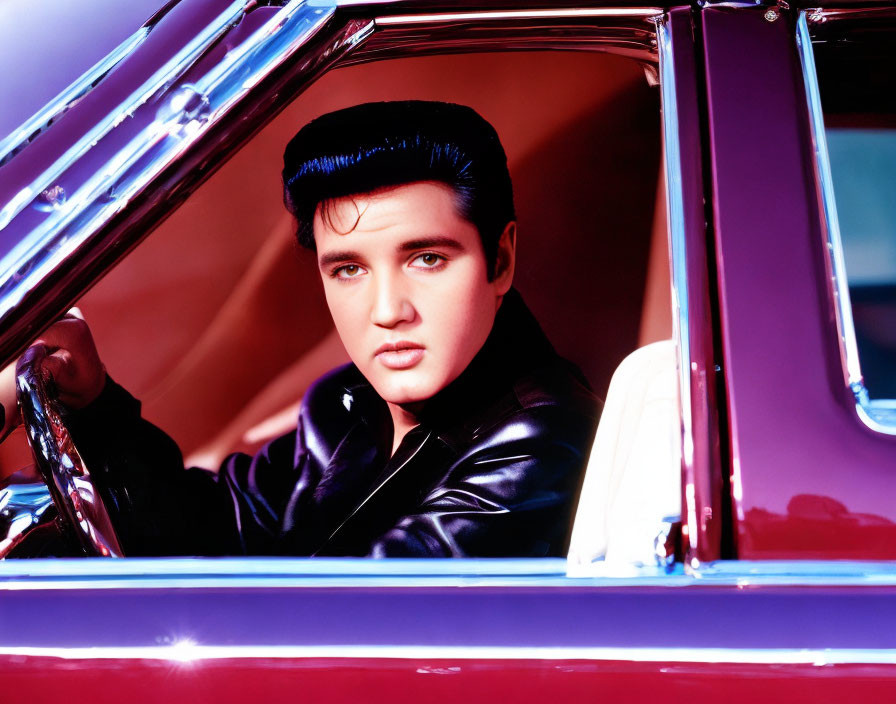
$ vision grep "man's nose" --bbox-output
[370,275,415,328]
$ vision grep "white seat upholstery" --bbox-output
[567,339,681,573]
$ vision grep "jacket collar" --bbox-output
[416,287,557,430]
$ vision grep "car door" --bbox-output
[1,1,896,701]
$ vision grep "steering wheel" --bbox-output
[12,344,124,557]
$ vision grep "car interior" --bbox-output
[0,47,677,559]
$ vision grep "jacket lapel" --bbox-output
[313,426,454,555]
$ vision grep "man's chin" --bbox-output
[372,376,440,407]
[379,390,435,407]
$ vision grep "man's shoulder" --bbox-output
[460,356,602,448]
[511,358,600,416]
[472,289,600,437]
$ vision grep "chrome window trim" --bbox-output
[0,0,249,233]
[657,15,694,555]
[0,3,683,578]
[5,557,896,589]
[797,10,896,435]
[690,559,896,585]
[375,8,663,24]
[1,643,895,665]
[0,26,151,169]
[0,558,681,590]
[351,10,659,68]
[0,0,343,327]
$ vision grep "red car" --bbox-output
[0,0,895,700]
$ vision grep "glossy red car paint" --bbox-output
[2,579,896,702]
[2,659,896,704]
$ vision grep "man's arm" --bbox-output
[0,312,106,480]
[0,316,307,556]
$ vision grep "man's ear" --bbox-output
[493,221,517,295]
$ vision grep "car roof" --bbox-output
[1,0,886,147]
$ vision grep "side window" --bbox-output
[807,15,896,423]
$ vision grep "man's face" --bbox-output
[314,181,511,407]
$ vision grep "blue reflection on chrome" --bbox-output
[0,27,150,168]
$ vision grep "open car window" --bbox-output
[0,1,693,576]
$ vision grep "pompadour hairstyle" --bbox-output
[282,100,515,279]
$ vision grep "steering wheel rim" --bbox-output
[15,344,124,557]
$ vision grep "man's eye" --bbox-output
[409,253,446,269]
[334,264,366,279]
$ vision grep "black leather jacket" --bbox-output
[68,290,601,557]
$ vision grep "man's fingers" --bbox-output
[33,318,83,350]
[22,314,105,409]
[38,351,87,407]
[65,306,86,321]
[40,349,74,385]
[31,310,88,352]
[17,343,48,372]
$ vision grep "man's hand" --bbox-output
[0,362,17,441]
[0,311,107,442]
[31,311,107,410]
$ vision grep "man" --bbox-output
[1,101,600,557]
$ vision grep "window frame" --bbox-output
[799,8,896,435]
[0,0,703,579]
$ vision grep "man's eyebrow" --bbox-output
[318,237,465,268]
[398,236,466,252]
[318,250,362,268]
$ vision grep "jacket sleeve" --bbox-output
[368,404,597,558]
[66,376,312,556]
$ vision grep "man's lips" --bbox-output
[374,342,425,370]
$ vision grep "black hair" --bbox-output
[282,100,515,280]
